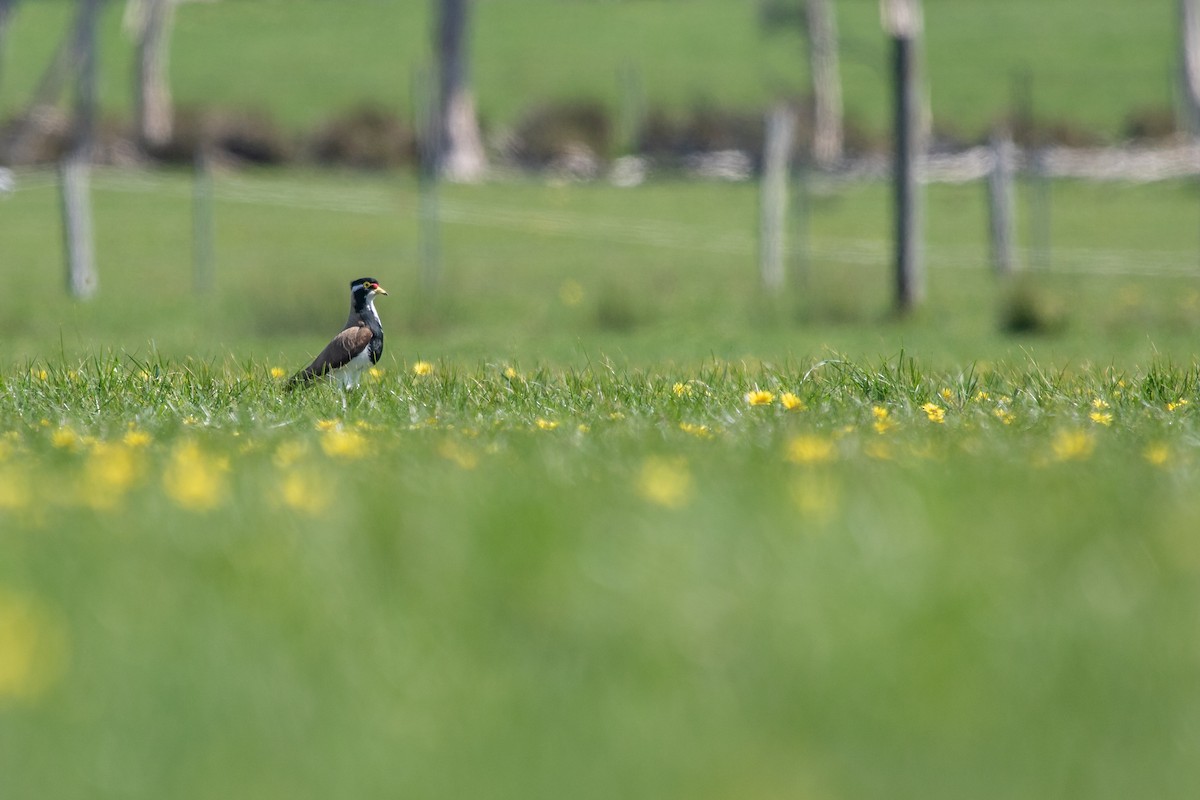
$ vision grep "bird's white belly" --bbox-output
[334,347,374,389]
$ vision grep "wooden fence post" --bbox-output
[760,104,796,294]
[60,155,97,299]
[61,0,102,301]
[193,147,214,294]
[882,0,924,314]
[1181,0,1200,135]
[413,64,441,298]
[987,128,1017,275]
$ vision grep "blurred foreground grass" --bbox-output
[2,356,1200,798]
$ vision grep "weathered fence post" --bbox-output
[132,0,176,151]
[1180,0,1200,135]
[60,155,97,299]
[616,62,644,155]
[760,104,796,294]
[882,0,924,314]
[413,65,441,298]
[987,128,1017,275]
[804,0,843,168]
[60,0,103,300]
[193,147,214,294]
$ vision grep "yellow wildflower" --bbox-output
[872,406,896,434]
[162,441,229,511]
[31,369,47,382]
[921,402,946,424]
[785,434,836,465]
[0,467,29,511]
[864,440,894,460]
[1091,398,1110,411]
[368,367,383,382]
[577,423,591,434]
[1089,411,1113,426]
[1050,430,1095,462]
[437,439,479,470]
[412,361,433,377]
[122,429,152,449]
[503,366,519,380]
[672,382,692,397]
[314,419,339,432]
[780,392,805,411]
[939,388,954,402]
[1143,443,1171,467]
[973,391,990,403]
[269,366,287,380]
[993,407,1015,425]
[1168,398,1190,412]
[535,418,559,431]
[745,389,774,406]
[273,440,309,468]
[679,421,713,438]
[637,457,692,509]
[80,442,142,510]
[51,427,79,451]
[0,588,69,702]
[320,428,366,460]
[275,469,331,514]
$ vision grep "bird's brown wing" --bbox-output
[288,325,374,387]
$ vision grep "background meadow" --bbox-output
[5,0,1200,797]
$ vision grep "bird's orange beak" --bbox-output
[373,283,389,296]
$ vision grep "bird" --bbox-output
[288,277,388,391]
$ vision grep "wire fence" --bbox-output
[5,152,1199,283]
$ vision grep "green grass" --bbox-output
[4,169,1200,796]
[2,169,1200,369]
[3,353,1200,799]
[0,0,1178,140]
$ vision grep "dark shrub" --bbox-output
[510,100,611,167]
[1124,107,1178,142]
[309,106,416,169]
[638,106,764,161]
[151,108,293,165]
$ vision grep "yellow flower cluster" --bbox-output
[637,457,692,509]
[785,435,836,465]
[0,587,69,703]
[745,389,805,410]
[163,441,230,511]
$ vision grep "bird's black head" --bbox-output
[350,277,388,311]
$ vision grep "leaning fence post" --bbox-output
[193,147,215,294]
[882,0,924,314]
[60,0,103,300]
[413,64,441,299]
[760,104,796,293]
[60,154,97,299]
[987,128,1017,275]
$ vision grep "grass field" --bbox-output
[2,166,1200,796]
[4,167,1200,369]
[3,2,1200,796]
[3,352,1200,799]
[0,0,1178,141]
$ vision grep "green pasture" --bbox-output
[2,169,1200,797]
[0,0,1178,141]
[3,350,1200,798]
[2,168,1200,369]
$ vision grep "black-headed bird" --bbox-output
[288,277,388,390]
